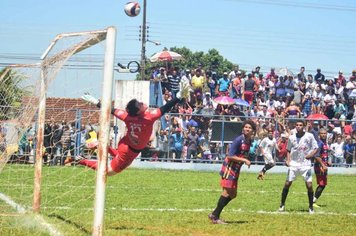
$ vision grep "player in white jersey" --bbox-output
[279,120,319,214]
[257,129,279,180]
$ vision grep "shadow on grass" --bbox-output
[110,226,145,231]
[225,220,249,224]
[48,214,91,235]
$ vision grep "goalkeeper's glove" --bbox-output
[176,82,190,100]
[81,92,99,105]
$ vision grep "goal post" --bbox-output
[0,26,116,235]
[92,26,116,236]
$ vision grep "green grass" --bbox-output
[1,165,356,235]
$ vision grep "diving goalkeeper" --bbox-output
[67,84,189,176]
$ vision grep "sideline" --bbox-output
[0,193,62,236]
[131,160,356,175]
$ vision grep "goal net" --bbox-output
[0,27,115,235]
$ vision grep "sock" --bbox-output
[280,187,289,206]
[314,185,325,200]
[212,196,232,219]
[262,164,273,174]
[78,159,98,170]
[308,191,314,209]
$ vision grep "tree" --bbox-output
[141,47,238,79]
[0,68,29,120]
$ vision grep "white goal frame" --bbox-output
[35,26,116,236]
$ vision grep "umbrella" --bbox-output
[149,50,183,62]
[307,113,329,121]
[277,67,294,77]
[214,96,235,105]
[234,98,250,107]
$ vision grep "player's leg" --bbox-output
[279,167,295,211]
[209,181,237,224]
[314,174,327,206]
[279,180,292,211]
[303,168,314,213]
[258,162,275,180]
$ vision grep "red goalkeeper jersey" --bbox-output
[113,108,162,150]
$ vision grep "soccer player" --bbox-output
[257,128,280,180]
[279,120,319,214]
[66,87,188,176]
[313,128,332,207]
[208,119,256,224]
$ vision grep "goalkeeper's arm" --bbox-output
[159,98,181,115]
[81,93,116,114]
[96,101,116,115]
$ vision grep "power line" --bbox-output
[225,0,356,12]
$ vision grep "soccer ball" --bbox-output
[124,2,141,17]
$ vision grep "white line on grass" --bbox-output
[0,193,26,213]
[0,192,62,236]
[42,206,356,216]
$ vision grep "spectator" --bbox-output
[274,97,286,109]
[312,84,324,114]
[297,66,306,82]
[158,129,169,160]
[344,135,355,167]
[344,121,353,136]
[155,67,169,94]
[336,70,346,86]
[301,92,313,117]
[51,123,63,165]
[314,68,325,84]
[168,69,181,99]
[330,134,344,166]
[284,75,295,104]
[266,67,276,80]
[326,122,336,145]
[207,71,218,98]
[215,72,231,97]
[334,82,344,100]
[243,73,255,105]
[231,71,242,98]
[191,69,206,106]
[276,133,288,163]
[305,74,316,94]
[170,128,184,162]
[284,101,301,119]
[185,126,199,162]
[275,76,286,98]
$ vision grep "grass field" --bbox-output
[0,165,356,235]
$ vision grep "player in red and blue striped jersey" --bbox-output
[208,119,256,224]
[313,128,332,206]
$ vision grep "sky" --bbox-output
[1,0,356,96]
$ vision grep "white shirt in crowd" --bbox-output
[330,141,344,158]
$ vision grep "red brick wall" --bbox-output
[45,97,100,125]
[21,97,101,125]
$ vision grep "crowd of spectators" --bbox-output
[2,66,356,167]
[145,65,356,166]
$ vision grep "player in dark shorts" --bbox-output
[208,119,256,224]
[313,128,331,207]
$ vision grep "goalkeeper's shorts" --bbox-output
[110,142,141,173]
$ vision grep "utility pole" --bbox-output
[140,0,147,80]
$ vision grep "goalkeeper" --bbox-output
[68,83,189,176]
